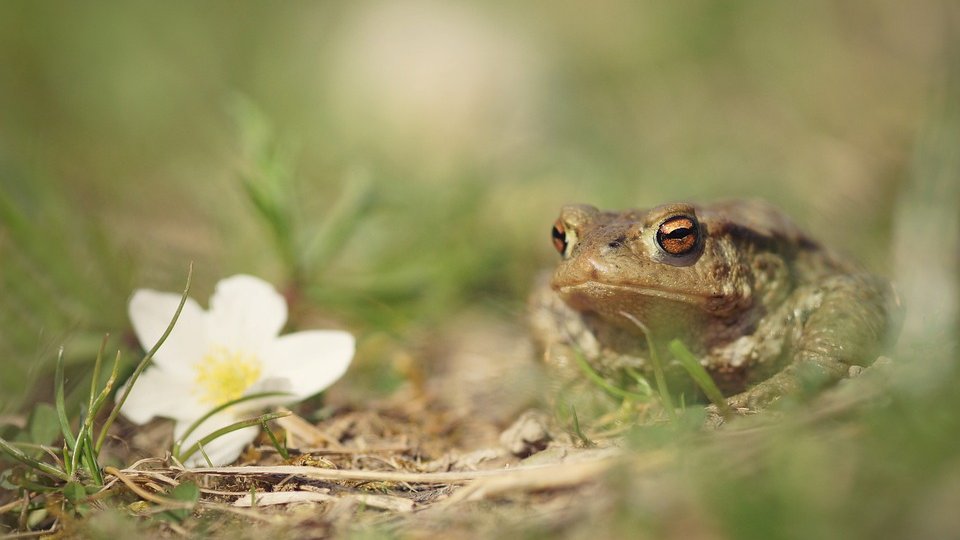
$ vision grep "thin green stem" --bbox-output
[6,442,63,469]
[198,442,213,467]
[171,391,292,456]
[619,312,676,421]
[96,263,193,453]
[177,411,291,464]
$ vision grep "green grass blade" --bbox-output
[197,442,213,467]
[96,263,193,453]
[88,350,121,423]
[261,419,289,460]
[62,442,73,476]
[624,367,654,396]
[88,334,109,416]
[53,346,76,452]
[668,339,731,414]
[171,391,293,456]
[81,430,103,486]
[0,436,70,482]
[569,405,592,447]
[572,348,652,401]
[15,476,63,493]
[69,411,86,476]
[619,312,676,420]
[177,411,291,464]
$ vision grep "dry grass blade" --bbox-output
[0,527,59,540]
[233,491,336,507]
[294,445,412,455]
[232,490,415,512]
[0,499,24,515]
[275,410,346,450]
[177,461,617,485]
[441,450,671,505]
[350,494,415,513]
[103,466,194,509]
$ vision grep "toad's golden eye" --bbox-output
[551,220,567,255]
[656,215,699,256]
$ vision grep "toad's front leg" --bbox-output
[724,274,895,411]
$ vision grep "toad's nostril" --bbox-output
[607,235,627,249]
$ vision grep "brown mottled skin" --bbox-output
[530,200,900,410]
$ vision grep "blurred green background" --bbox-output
[2,1,960,537]
[0,0,958,411]
[1,0,956,410]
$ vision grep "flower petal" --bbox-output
[119,367,205,425]
[129,288,207,373]
[174,412,260,467]
[206,275,287,352]
[264,330,355,400]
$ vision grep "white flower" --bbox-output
[120,274,355,466]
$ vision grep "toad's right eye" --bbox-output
[551,220,568,255]
[656,215,700,257]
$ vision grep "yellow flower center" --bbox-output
[192,346,263,407]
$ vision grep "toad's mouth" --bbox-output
[556,281,711,307]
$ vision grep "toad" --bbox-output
[530,200,900,411]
